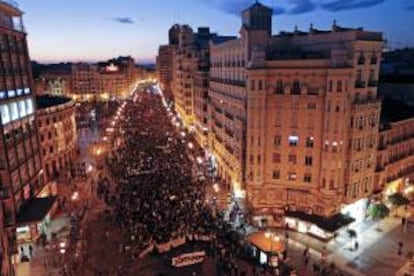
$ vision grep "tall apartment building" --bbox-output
[169,25,233,146]
[207,2,383,236]
[0,1,44,274]
[70,63,100,101]
[157,26,180,102]
[157,44,176,102]
[70,56,137,101]
[36,95,77,182]
[375,99,414,197]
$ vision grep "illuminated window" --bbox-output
[288,172,297,181]
[289,135,298,146]
[8,90,16,97]
[9,102,18,121]
[25,98,34,115]
[18,100,26,117]
[0,104,11,125]
[306,136,314,148]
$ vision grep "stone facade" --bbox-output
[36,95,77,182]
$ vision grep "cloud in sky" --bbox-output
[320,0,386,12]
[203,0,388,15]
[288,0,316,14]
[109,17,134,24]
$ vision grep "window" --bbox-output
[273,153,281,163]
[335,106,340,113]
[275,80,284,94]
[289,135,298,147]
[307,103,316,110]
[306,136,314,148]
[272,170,280,179]
[328,80,333,92]
[257,155,261,164]
[292,80,300,95]
[332,141,338,153]
[250,155,254,163]
[250,79,255,90]
[337,80,342,92]
[49,146,53,153]
[288,154,297,164]
[258,80,263,90]
[356,70,362,82]
[358,54,365,65]
[304,174,312,183]
[48,132,52,139]
[288,172,297,181]
[305,156,313,166]
[274,135,281,146]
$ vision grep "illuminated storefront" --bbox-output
[341,198,369,222]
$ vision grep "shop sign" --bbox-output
[171,251,206,267]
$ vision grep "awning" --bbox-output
[16,196,57,225]
[247,231,286,253]
[286,210,354,233]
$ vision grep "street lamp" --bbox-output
[265,231,281,268]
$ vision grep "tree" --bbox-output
[368,202,390,231]
[388,192,410,217]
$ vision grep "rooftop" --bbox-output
[16,196,57,225]
[36,95,72,109]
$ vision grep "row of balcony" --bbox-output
[210,77,246,87]
[354,80,378,88]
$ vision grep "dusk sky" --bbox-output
[18,0,414,64]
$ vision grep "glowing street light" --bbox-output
[71,191,79,201]
[213,183,219,193]
[188,142,194,149]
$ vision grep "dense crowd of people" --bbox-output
[98,90,218,252]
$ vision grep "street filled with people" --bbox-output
[78,86,346,275]
[100,88,218,252]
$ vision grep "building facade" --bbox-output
[169,25,231,146]
[70,56,137,101]
[70,63,100,101]
[0,2,44,274]
[36,95,77,182]
[206,2,383,234]
[375,100,414,197]
[157,44,176,102]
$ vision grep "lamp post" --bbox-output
[265,231,280,268]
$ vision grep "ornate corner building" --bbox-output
[159,1,387,238]
[36,95,77,182]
